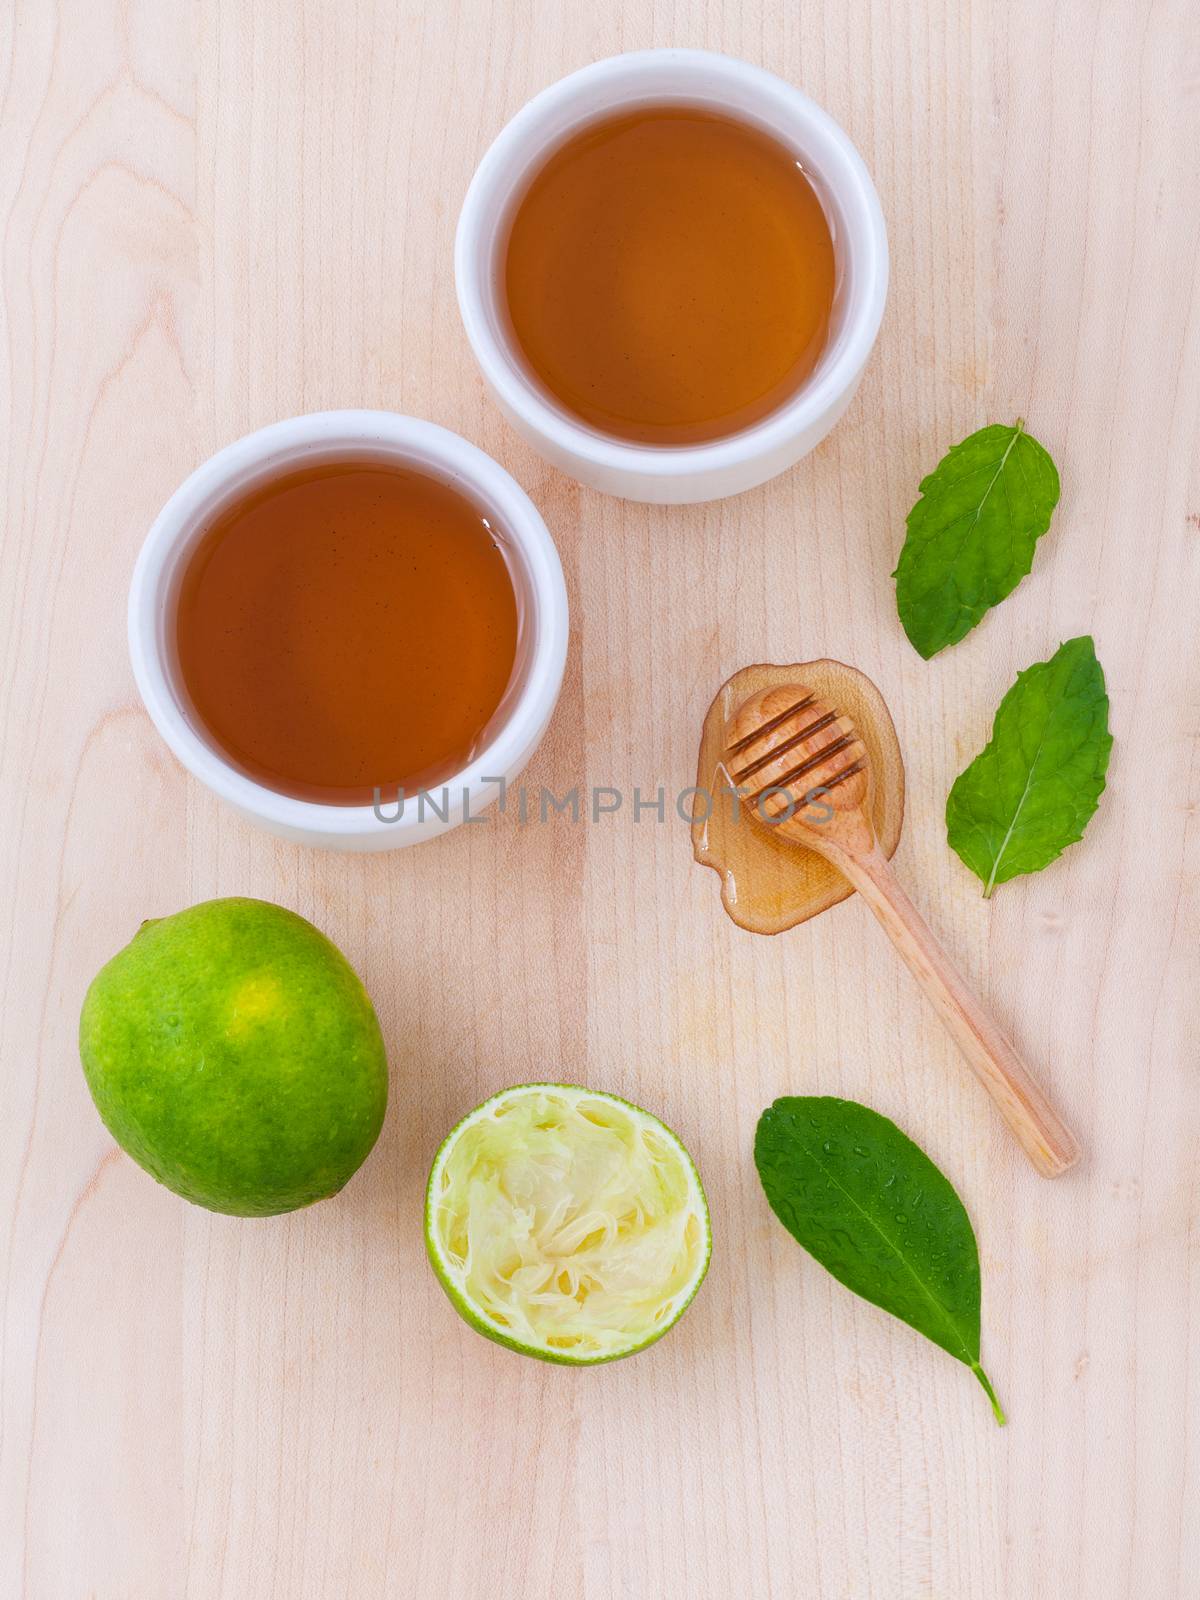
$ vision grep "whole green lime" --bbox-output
[79,898,388,1216]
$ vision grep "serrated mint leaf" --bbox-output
[755,1097,1004,1423]
[946,635,1112,897]
[894,420,1060,658]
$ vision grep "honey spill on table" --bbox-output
[691,661,906,935]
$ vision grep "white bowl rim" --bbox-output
[455,47,889,482]
[127,409,569,841]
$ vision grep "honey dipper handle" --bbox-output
[836,844,1081,1178]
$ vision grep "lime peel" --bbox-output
[425,1084,711,1364]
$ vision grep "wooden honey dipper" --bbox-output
[726,683,1080,1177]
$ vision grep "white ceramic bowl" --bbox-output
[128,411,569,850]
[456,49,888,505]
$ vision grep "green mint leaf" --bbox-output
[755,1097,1004,1423]
[946,635,1113,897]
[894,419,1060,658]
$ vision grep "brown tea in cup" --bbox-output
[502,107,836,446]
[174,463,520,805]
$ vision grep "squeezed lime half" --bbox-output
[425,1084,711,1363]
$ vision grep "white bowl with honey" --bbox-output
[456,49,888,504]
[129,411,568,850]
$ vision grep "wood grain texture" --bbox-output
[1,1,1197,1597]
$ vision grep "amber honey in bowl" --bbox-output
[501,107,837,446]
[173,462,521,806]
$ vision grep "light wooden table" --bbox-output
[2,3,1197,1597]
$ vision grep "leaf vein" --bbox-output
[785,1132,975,1364]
